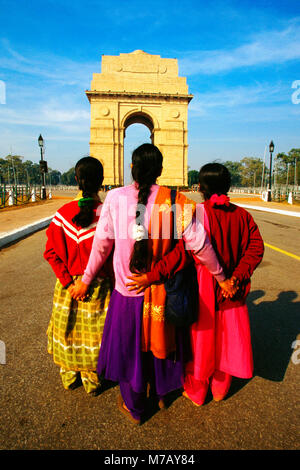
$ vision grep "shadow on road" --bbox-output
[248,289,300,382]
[217,289,300,401]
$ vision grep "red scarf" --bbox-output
[209,193,230,207]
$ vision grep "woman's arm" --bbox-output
[71,195,115,300]
[183,215,225,283]
[127,216,237,297]
[44,219,73,288]
[126,239,190,293]
[147,239,191,283]
[233,213,264,281]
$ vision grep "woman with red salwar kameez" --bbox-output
[128,163,264,406]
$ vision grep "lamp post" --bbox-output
[267,140,274,202]
[38,134,47,199]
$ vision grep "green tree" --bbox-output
[61,167,76,186]
[47,169,61,185]
[289,149,300,186]
[4,155,24,185]
[0,156,62,185]
[239,157,263,187]
[0,158,10,184]
[188,170,199,187]
[22,160,43,185]
[276,149,300,186]
[223,161,242,187]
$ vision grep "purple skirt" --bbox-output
[97,289,184,396]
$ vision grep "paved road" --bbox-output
[0,206,299,450]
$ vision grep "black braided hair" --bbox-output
[72,156,104,228]
[198,163,231,200]
[129,143,163,273]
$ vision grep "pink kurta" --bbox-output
[83,184,160,296]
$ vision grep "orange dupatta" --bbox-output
[141,186,196,359]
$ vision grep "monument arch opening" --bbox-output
[86,50,193,187]
[123,111,154,139]
[123,111,153,185]
[123,122,152,185]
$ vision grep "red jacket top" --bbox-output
[147,201,264,309]
[44,200,113,287]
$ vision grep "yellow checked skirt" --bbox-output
[47,276,112,376]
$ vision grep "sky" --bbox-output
[0,0,300,184]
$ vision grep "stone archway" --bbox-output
[86,50,193,186]
[123,111,154,138]
[122,112,153,185]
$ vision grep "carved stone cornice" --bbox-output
[86,90,193,103]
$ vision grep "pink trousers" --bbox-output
[183,305,253,405]
[184,370,232,405]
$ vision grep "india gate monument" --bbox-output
[85,50,193,187]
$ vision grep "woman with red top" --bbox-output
[127,163,264,405]
[44,157,113,395]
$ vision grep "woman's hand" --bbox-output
[230,276,239,288]
[126,273,150,294]
[67,283,75,296]
[218,277,239,299]
[69,279,89,301]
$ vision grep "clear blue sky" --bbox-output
[0,0,299,183]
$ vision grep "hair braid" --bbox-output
[72,156,103,228]
[129,144,163,273]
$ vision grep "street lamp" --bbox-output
[38,134,43,148]
[267,140,274,202]
[38,134,47,199]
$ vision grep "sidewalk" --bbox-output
[0,197,74,248]
[229,196,300,217]
[0,193,299,249]
[187,192,300,216]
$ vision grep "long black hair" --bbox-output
[72,156,104,228]
[129,143,163,273]
[198,163,231,200]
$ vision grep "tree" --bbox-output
[0,158,9,184]
[47,169,61,185]
[275,149,300,186]
[61,167,76,186]
[4,155,24,185]
[239,157,263,187]
[0,155,62,185]
[288,149,300,186]
[218,149,299,189]
[223,161,242,187]
[22,160,38,185]
[188,170,199,187]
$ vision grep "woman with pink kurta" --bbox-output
[71,146,234,424]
